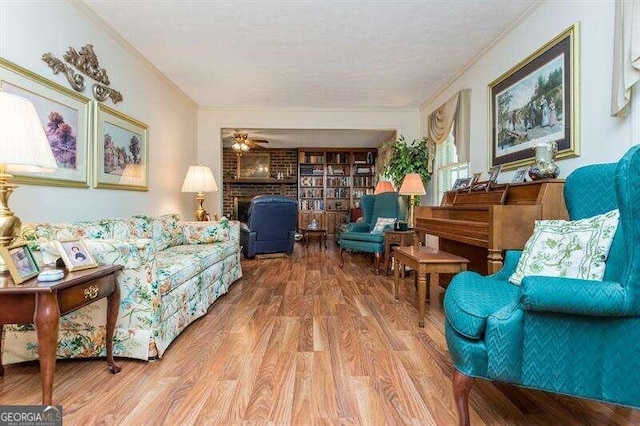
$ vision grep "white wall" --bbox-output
[420,1,634,187]
[197,108,420,216]
[0,1,197,223]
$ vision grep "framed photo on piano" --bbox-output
[489,24,580,170]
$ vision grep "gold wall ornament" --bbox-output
[93,83,123,104]
[63,44,111,86]
[41,44,124,104]
[41,53,85,92]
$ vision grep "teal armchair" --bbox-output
[338,192,407,274]
[444,146,640,425]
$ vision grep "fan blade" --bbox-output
[245,140,267,149]
[247,138,269,144]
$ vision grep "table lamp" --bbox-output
[374,180,394,194]
[0,92,57,248]
[399,173,426,228]
[181,165,218,221]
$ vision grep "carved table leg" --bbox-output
[0,323,4,377]
[106,279,121,374]
[393,258,401,300]
[339,248,345,268]
[34,292,60,406]
[453,369,475,426]
[417,272,427,328]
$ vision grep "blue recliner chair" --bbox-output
[240,195,298,258]
[444,145,640,424]
[338,191,407,274]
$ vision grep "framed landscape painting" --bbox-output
[94,102,148,191]
[0,58,91,187]
[237,153,270,179]
[489,24,580,170]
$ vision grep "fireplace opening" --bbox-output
[233,196,254,223]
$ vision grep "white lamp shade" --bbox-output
[0,92,57,173]
[399,173,426,196]
[181,165,218,193]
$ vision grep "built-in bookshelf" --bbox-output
[298,148,377,233]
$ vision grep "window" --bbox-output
[434,124,469,204]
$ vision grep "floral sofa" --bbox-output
[2,214,242,365]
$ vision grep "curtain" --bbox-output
[453,89,471,163]
[427,89,471,172]
[611,0,640,118]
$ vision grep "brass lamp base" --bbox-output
[0,174,23,272]
[195,192,207,221]
[407,195,416,229]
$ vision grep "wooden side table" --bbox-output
[393,246,468,327]
[0,265,123,405]
[303,227,327,249]
[383,230,415,276]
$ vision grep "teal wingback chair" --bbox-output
[444,145,640,425]
[338,192,407,274]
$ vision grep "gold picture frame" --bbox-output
[237,153,271,179]
[55,239,98,272]
[0,57,91,188]
[1,243,40,284]
[94,102,149,191]
[488,23,580,170]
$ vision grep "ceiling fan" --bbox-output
[225,131,269,155]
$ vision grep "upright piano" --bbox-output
[415,179,568,280]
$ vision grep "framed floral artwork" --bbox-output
[489,24,580,170]
[94,102,148,191]
[0,58,91,187]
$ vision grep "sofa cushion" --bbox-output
[134,214,184,251]
[183,221,230,244]
[23,221,112,250]
[156,242,237,296]
[509,209,620,285]
[444,271,519,339]
[112,218,153,240]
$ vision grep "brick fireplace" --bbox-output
[222,148,298,219]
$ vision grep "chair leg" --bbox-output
[374,252,381,275]
[339,248,345,268]
[452,369,475,426]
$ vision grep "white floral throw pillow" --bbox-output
[509,209,620,285]
[370,217,396,234]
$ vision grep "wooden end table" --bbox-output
[393,246,468,327]
[303,227,327,249]
[383,230,415,276]
[0,265,123,405]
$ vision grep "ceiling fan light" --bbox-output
[241,142,250,151]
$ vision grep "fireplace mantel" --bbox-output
[226,178,297,184]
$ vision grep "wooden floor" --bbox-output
[1,241,639,425]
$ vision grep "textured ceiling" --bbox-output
[221,128,396,149]
[83,0,536,109]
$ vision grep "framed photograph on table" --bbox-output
[237,153,270,179]
[0,58,91,188]
[55,240,98,272]
[512,166,530,183]
[452,177,471,190]
[0,243,40,284]
[488,165,502,184]
[489,24,579,170]
[94,102,148,191]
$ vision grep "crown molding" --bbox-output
[419,0,544,113]
[198,105,420,113]
[69,0,198,109]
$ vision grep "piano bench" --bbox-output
[392,245,469,327]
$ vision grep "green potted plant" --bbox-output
[383,135,431,192]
